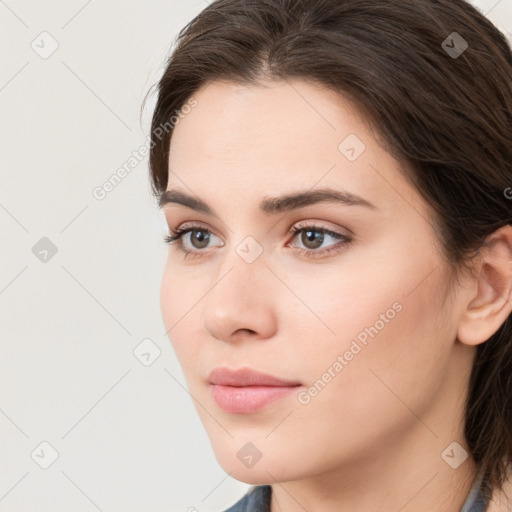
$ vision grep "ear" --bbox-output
[457,224,512,347]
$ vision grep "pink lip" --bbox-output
[208,366,301,387]
[210,384,299,414]
[207,366,301,414]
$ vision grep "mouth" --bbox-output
[209,383,301,414]
[207,366,302,414]
[207,365,301,387]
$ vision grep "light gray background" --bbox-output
[1,1,511,511]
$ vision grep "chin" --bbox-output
[212,444,300,486]
[223,463,287,487]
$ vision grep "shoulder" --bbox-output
[486,468,512,512]
[220,485,272,512]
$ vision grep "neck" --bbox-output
[270,440,478,512]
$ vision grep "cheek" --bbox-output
[291,253,451,439]
[160,264,203,364]
[160,257,206,327]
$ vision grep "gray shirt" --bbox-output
[221,471,489,512]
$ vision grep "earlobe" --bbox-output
[457,225,512,347]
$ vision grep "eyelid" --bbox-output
[287,219,353,238]
[171,218,351,238]
[166,219,353,259]
[174,221,224,242]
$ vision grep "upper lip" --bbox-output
[208,366,301,387]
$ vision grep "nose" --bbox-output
[202,251,278,344]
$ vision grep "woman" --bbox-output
[144,0,512,510]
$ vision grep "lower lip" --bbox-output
[210,384,300,414]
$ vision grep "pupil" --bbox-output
[192,230,209,249]
[303,230,323,249]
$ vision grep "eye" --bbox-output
[164,223,222,259]
[164,221,352,259]
[286,221,352,258]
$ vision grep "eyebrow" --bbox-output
[158,187,378,216]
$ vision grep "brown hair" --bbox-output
[143,0,512,499]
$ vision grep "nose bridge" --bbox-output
[211,237,269,306]
[202,238,276,340]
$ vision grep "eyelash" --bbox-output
[163,222,352,260]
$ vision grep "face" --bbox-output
[160,79,465,485]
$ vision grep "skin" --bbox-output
[159,79,512,512]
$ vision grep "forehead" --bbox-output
[169,79,369,168]
[167,79,426,221]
